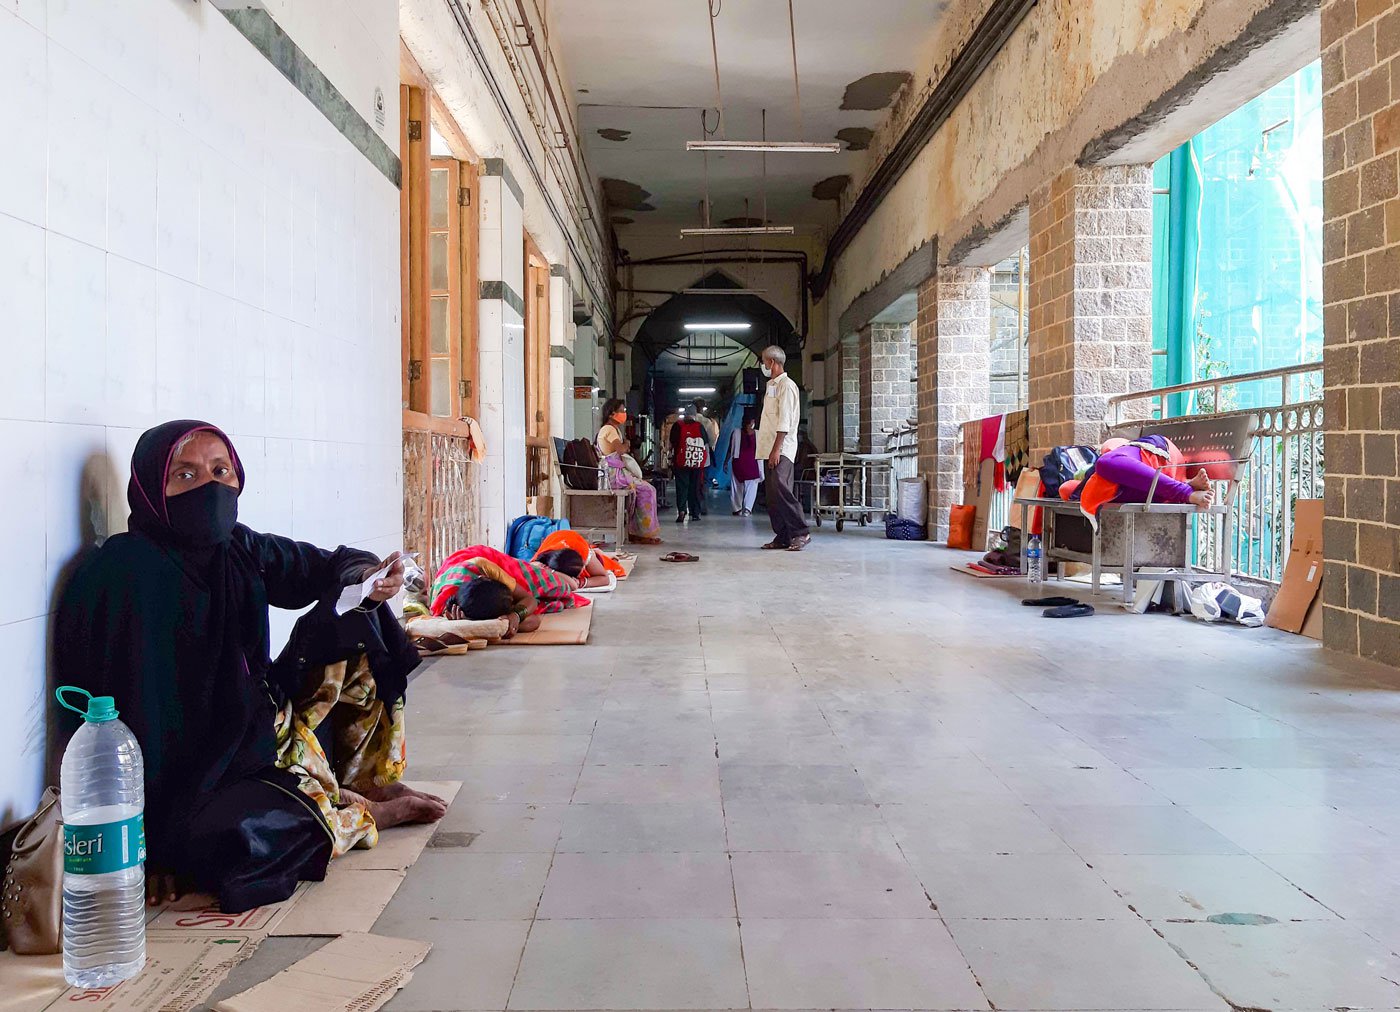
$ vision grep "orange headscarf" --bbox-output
[533,529,626,578]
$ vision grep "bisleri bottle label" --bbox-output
[63,815,146,875]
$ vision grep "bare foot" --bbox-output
[361,782,448,806]
[366,794,447,829]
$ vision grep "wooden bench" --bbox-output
[554,437,630,550]
[1013,414,1257,606]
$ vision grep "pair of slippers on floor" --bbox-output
[661,552,699,563]
[1022,595,1095,618]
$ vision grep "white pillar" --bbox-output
[477,162,527,547]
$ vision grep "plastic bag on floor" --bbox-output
[1187,581,1265,627]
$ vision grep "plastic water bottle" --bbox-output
[56,686,146,988]
[1027,534,1044,585]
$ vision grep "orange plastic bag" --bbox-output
[947,503,976,550]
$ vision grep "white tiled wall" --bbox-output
[0,0,402,825]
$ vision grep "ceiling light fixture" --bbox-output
[680,225,795,237]
[683,322,751,331]
[682,287,768,296]
[685,139,841,154]
[679,386,717,394]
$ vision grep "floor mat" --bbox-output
[617,554,637,579]
[503,605,594,645]
[950,563,1021,579]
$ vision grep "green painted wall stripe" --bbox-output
[220,9,400,188]
[480,280,525,316]
[550,345,574,364]
[483,158,526,205]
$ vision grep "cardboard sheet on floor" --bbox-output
[1266,498,1324,634]
[950,563,1020,580]
[148,884,308,937]
[270,868,403,938]
[503,605,593,644]
[213,932,430,1012]
[334,780,461,872]
[617,553,638,579]
[1,932,260,1012]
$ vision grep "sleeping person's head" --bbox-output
[535,548,585,579]
[452,577,514,619]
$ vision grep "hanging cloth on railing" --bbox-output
[979,414,1007,492]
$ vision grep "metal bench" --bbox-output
[554,437,630,551]
[1013,414,1257,606]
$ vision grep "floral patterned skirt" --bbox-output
[272,654,407,858]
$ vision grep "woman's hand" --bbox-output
[1189,489,1215,509]
[363,552,404,603]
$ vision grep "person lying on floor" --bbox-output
[55,421,447,915]
[531,529,626,589]
[429,545,589,631]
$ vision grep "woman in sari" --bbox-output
[55,421,445,914]
[596,399,663,545]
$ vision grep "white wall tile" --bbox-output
[0,213,47,422]
[43,421,108,601]
[1,0,47,32]
[154,272,201,418]
[45,234,106,424]
[46,45,109,249]
[0,420,49,625]
[199,148,238,298]
[155,121,201,283]
[0,616,49,822]
[0,13,48,227]
[106,87,159,267]
[104,254,157,429]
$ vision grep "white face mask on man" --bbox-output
[761,363,773,379]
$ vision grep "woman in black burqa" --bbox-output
[55,420,446,913]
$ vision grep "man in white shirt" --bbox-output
[756,345,812,551]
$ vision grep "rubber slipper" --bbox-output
[1022,596,1078,607]
[1043,603,1096,618]
[760,540,789,550]
[660,552,699,563]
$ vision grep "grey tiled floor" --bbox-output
[245,509,1400,1010]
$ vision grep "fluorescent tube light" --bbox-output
[679,225,795,237]
[686,140,842,153]
[679,387,717,394]
[682,287,768,296]
[683,322,751,331]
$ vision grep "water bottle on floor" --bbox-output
[56,687,146,988]
[1027,534,1044,585]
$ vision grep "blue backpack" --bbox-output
[505,515,571,561]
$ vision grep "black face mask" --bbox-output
[165,481,240,548]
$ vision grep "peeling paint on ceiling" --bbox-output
[602,177,656,212]
[812,175,851,201]
[836,126,874,151]
[840,71,913,110]
[597,127,631,142]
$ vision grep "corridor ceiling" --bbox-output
[551,0,953,232]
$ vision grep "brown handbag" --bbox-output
[2,787,63,955]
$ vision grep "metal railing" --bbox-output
[1108,363,1324,585]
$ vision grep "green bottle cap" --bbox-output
[55,686,119,723]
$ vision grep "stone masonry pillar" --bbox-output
[1026,164,1154,460]
[842,336,860,451]
[916,267,991,540]
[859,323,915,453]
[1319,0,1400,665]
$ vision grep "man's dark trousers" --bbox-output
[765,456,809,545]
[675,468,703,518]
